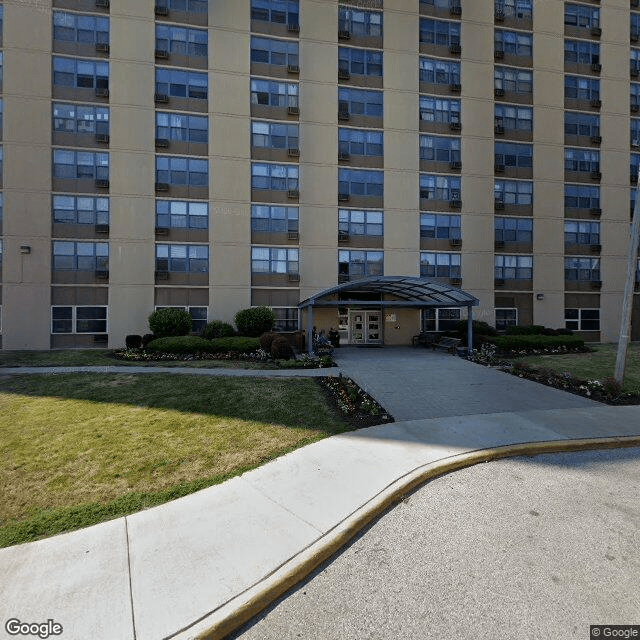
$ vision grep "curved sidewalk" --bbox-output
[1,350,640,640]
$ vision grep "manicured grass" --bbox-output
[509,342,640,393]
[0,373,348,546]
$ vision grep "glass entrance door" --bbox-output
[349,310,383,345]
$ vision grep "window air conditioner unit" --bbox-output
[590,98,601,108]
[449,160,462,170]
[288,272,300,282]
[591,27,602,37]
[155,182,170,192]
[95,42,110,53]
[590,207,602,216]
[495,278,505,286]
[287,188,299,198]
[449,83,461,93]
[287,230,299,240]
[95,133,110,143]
[338,69,351,80]
[494,49,504,59]
[449,4,462,16]
[155,270,170,280]
[590,244,602,252]
[95,0,110,7]
[95,224,110,234]
[95,88,110,98]
[494,87,505,97]
[155,138,170,148]
[590,170,602,180]
[287,22,300,33]
[95,178,110,188]
[95,270,109,279]
[449,198,462,209]
[155,226,170,236]
[154,93,170,103]
[590,135,602,144]
[495,199,505,210]
[632,103,640,112]
[449,238,462,247]
[495,10,505,21]
[338,151,351,161]
[338,231,350,242]
[591,62,602,72]
[632,68,639,78]
[590,280,602,289]
[338,192,350,202]
[338,29,351,40]
[287,147,300,157]
[155,4,169,16]
[495,124,505,134]
[449,121,461,131]
[495,163,505,173]
[93,334,108,344]
[451,277,462,286]
[288,105,300,115]
[287,64,300,74]
[495,240,505,249]
[449,43,461,54]
[155,49,170,59]
[338,110,350,120]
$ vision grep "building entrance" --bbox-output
[348,310,383,345]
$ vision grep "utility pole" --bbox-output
[614,166,640,385]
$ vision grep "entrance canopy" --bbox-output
[298,276,480,352]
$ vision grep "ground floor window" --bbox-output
[272,307,298,331]
[565,308,599,331]
[155,305,208,332]
[495,308,517,331]
[422,307,461,332]
[52,306,107,334]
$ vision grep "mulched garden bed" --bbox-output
[317,375,394,429]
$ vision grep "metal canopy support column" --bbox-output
[467,304,473,353]
[306,302,314,353]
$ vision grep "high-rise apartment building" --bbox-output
[1,0,640,349]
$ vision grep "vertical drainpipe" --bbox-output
[467,305,474,354]
[307,301,315,353]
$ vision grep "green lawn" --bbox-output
[509,342,640,393]
[0,373,348,546]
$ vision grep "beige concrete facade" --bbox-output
[1,0,639,348]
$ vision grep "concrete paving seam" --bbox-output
[171,435,640,640]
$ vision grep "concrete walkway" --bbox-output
[1,350,639,640]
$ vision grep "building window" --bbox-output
[53,56,109,91]
[494,104,532,132]
[565,4,599,30]
[420,174,461,202]
[495,0,532,19]
[632,48,640,75]
[53,195,109,225]
[339,128,383,157]
[53,11,109,46]
[53,149,109,180]
[494,30,532,58]
[564,148,599,173]
[494,67,533,95]
[338,47,383,77]
[565,308,599,331]
[252,162,299,191]
[633,153,640,181]
[564,220,600,245]
[155,306,208,332]
[252,121,299,149]
[251,205,298,232]
[494,179,532,206]
[632,83,640,110]
[155,25,207,57]
[156,0,208,12]
[564,40,599,65]
[0,53,3,84]
[420,252,461,278]
[252,247,299,274]
[422,308,461,332]
[564,257,600,281]
[273,307,299,331]
[339,6,382,37]
[338,87,383,117]
[420,213,461,239]
[338,168,384,197]
[495,142,533,169]
[339,209,383,236]
[155,244,208,272]
[565,112,600,138]
[632,119,640,147]
[156,200,208,229]
[251,36,299,68]
[419,96,460,124]
[155,68,207,100]
[495,217,533,243]
[156,156,208,186]
[565,184,599,210]
[633,14,640,41]
[52,241,109,270]
[339,249,383,280]
[495,308,517,331]
[156,112,208,143]
[251,0,299,26]
[495,255,533,279]
[419,18,460,47]
[52,306,108,334]
[251,78,299,108]
[53,103,109,135]
[420,135,460,162]
[564,75,599,100]
[419,57,460,86]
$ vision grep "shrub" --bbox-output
[487,334,585,354]
[142,333,156,348]
[125,334,142,349]
[234,306,276,337]
[455,319,498,338]
[506,325,574,337]
[148,308,192,338]
[601,376,622,398]
[200,320,235,340]
[259,332,278,352]
[146,335,260,354]
[271,336,294,360]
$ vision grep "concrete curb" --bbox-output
[178,435,640,640]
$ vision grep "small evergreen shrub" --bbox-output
[142,333,156,348]
[146,335,260,354]
[234,306,276,337]
[200,320,235,339]
[259,332,278,352]
[210,337,260,353]
[148,308,192,338]
[271,336,294,360]
[125,334,142,349]
[455,320,498,338]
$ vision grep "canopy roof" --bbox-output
[298,276,480,309]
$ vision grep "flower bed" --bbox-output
[319,375,394,428]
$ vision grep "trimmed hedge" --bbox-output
[234,306,276,337]
[200,320,235,339]
[486,334,585,354]
[146,335,260,354]
[148,308,192,338]
[506,325,574,336]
